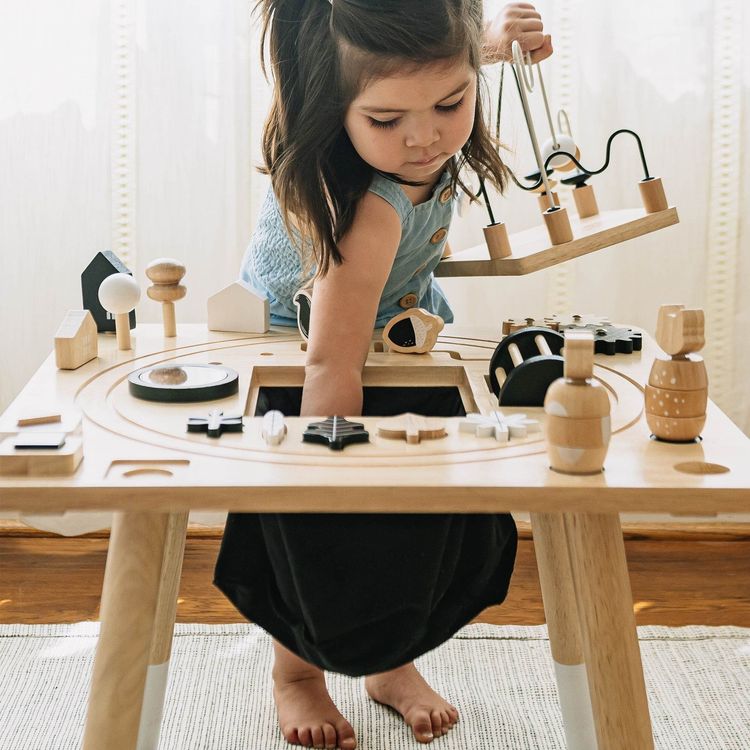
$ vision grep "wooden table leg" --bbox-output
[82,511,171,750]
[138,511,189,750]
[564,512,654,750]
[531,512,597,749]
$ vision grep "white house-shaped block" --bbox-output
[207,279,269,333]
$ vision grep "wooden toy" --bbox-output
[293,288,312,341]
[303,417,369,451]
[4,324,750,750]
[207,279,269,334]
[262,410,287,446]
[489,327,564,405]
[503,413,542,438]
[13,432,67,449]
[81,250,136,332]
[435,42,678,277]
[559,322,642,355]
[54,310,98,370]
[145,258,186,337]
[376,413,447,444]
[16,414,62,427]
[0,435,83,476]
[502,316,560,335]
[98,273,140,350]
[186,409,243,439]
[129,363,239,402]
[544,330,611,475]
[382,308,444,354]
[646,305,708,442]
[459,412,510,441]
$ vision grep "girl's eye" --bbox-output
[369,117,400,130]
[437,97,465,113]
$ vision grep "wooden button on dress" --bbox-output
[439,187,453,204]
[398,293,418,309]
[430,227,448,244]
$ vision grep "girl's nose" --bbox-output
[404,118,439,149]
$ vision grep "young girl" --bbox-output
[214,2,552,748]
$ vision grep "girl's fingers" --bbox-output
[516,31,545,52]
[505,8,542,21]
[529,35,554,63]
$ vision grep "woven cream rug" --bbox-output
[2,623,749,749]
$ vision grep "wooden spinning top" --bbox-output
[543,330,611,475]
[646,304,707,442]
[145,258,186,337]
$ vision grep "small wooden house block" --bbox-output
[207,279,269,334]
[81,250,137,332]
[54,310,98,370]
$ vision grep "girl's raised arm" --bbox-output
[301,192,402,418]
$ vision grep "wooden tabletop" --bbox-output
[0,324,748,514]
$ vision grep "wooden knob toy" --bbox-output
[489,327,565,406]
[145,258,186,337]
[646,304,707,442]
[98,273,141,350]
[382,308,444,354]
[544,330,611,475]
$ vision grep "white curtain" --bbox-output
[0,1,747,531]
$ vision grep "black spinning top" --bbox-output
[303,416,369,451]
[187,409,244,438]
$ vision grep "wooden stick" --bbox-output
[115,313,131,351]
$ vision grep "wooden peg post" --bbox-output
[572,184,599,219]
[639,177,668,213]
[483,222,512,259]
[544,330,611,475]
[145,258,186,337]
[98,273,141,351]
[543,206,574,245]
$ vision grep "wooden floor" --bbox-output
[2,524,749,626]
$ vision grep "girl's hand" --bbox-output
[483,3,553,65]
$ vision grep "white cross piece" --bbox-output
[459,411,540,441]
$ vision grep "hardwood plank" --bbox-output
[1,536,748,627]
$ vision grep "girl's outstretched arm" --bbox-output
[301,192,402,418]
[483,2,553,65]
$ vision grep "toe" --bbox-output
[430,709,444,737]
[298,727,313,747]
[282,726,301,744]
[337,721,357,749]
[411,710,435,743]
[311,725,325,748]
[447,705,460,724]
[322,722,337,748]
[440,710,451,730]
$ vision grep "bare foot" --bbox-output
[365,662,459,743]
[272,640,357,749]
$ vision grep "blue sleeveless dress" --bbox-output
[214,170,517,676]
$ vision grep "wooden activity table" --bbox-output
[1,323,748,750]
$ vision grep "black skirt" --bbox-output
[213,386,518,677]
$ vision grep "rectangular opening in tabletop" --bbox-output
[246,366,477,417]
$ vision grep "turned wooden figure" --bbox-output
[146,258,186,337]
[543,330,611,474]
[646,304,707,442]
[97,273,141,351]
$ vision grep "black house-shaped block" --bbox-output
[81,250,137,332]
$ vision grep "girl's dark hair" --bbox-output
[257,0,507,276]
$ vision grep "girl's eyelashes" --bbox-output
[367,96,466,130]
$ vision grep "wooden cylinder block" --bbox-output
[644,384,707,419]
[648,356,707,391]
[638,177,668,213]
[573,184,599,219]
[543,206,574,245]
[646,413,706,442]
[545,379,610,419]
[483,222,512,259]
[546,414,612,449]
[546,441,610,476]
[538,192,559,213]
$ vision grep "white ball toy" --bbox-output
[98,273,141,314]
[541,134,578,171]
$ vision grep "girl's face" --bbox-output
[344,59,477,184]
